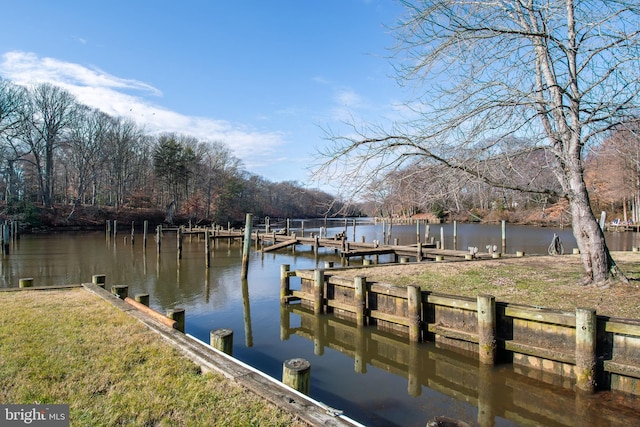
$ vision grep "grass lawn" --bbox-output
[0,288,307,427]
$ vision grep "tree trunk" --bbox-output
[568,174,613,284]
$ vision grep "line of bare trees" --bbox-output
[0,77,346,224]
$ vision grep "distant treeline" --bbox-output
[0,78,359,225]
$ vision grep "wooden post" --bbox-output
[352,218,356,241]
[156,225,162,254]
[354,276,366,327]
[92,274,106,288]
[111,285,128,300]
[210,328,233,355]
[440,226,445,250]
[106,220,111,241]
[575,307,597,392]
[205,227,211,268]
[167,308,185,333]
[113,220,117,240]
[177,226,183,259]
[19,278,33,288]
[477,294,496,365]
[241,213,253,280]
[416,220,421,244]
[282,358,311,395]
[135,293,149,306]
[313,269,324,315]
[417,242,423,262]
[143,220,148,248]
[453,220,458,250]
[3,223,9,254]
[130,221,135,245]
[408,285,422,342]
[280,264,290,304]
[501,220,507,254]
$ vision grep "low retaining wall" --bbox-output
[282,265,640,395]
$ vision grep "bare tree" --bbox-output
[316,0,640,285]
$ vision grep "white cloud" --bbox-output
[0,51,285,169]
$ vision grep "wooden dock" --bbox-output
[164,225,506,264]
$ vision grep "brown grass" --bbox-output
[0,289,307,427]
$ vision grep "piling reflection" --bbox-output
[281,303,640,427]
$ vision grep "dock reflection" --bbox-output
[280,304,640,427]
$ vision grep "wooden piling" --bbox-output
[130,221,135,245]
[210,328,233,355]
[143,220,148,248]
[354,276,366,327]
[501,220,507,254]
[111,285,128,300]
[106,220,111,241]
[453,220,458,250]
[156,225,162,254]
[282,358,311,395]
[477,294,497,365]
[113,220,117,240]
[91,274,106,289]
[440,227,445,250]
[575,307,597,392]
[313,269,324,315]
[19,278,33,288]
[417,242,423,262]
[280,264,291,304]
[167,308,185,333]
[135,293,149,306]
[2,223,9,254]
[408,285,422,342]
[241,213,253,280]
[205,227,211,268]
[177,226,183,259]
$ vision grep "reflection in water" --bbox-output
[2,226,640,426]
[281,303,640,427]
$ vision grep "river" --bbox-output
[2,220,640,426]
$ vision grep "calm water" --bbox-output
[3,221,640,426]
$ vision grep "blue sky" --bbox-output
[0,1,409,190]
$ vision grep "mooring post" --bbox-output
[177,226,183,260]
[477,294,497,365]
[354,276,367,327]
[205,227,211,268]
[167,308,185,333]
[453,221,458,250]
[501,220,507,254]
[241,213,253,280]
[130,221,135,245]
[156,225,162,254]
[416,220,421,245]
[280,264,291,304]
[417,242,423,262]
[143,220,148,249]
[113,220,117,240]
[135,293,149,306]
[19,278,33,288]
[313,269,325,315]
[575,307,597,393]
[210,328,233,355]
[106,220,111,241]
[408,285,422,342]
[92,274,106,289]
[2,223,9,254]
[111,285,128,300]
[440,227,445,250]
[282,358,311,395]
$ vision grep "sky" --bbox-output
[0,0,410,191]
